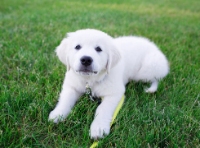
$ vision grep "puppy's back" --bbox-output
[113,36,169,82]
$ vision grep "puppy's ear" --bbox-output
[55,38,70,71]
[107,44,121,73]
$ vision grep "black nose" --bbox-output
[80,56,93,66]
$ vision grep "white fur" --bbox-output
[49,29,169,139]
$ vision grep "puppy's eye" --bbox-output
[95,46,102,52]
[75,45,81,50]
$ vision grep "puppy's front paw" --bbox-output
[48,110,66,123]
[90,120,110,139]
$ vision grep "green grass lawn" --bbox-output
[0,0,200,147]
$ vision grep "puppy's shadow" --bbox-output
[126,81,148,96]
[125,81,158,106]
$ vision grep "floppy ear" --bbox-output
[107,44,121,73]
[55,38,70,71]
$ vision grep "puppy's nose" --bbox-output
[80,56,93,66]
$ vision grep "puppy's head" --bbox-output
[55,29,120,76]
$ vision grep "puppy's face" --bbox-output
[56,29,120,76]
[68,33,108,75]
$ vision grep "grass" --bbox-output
[0,0,200,147]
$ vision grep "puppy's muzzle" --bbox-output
[80,56,93,66]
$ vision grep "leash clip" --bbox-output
[85,83,94,101]
[85,83,101,104]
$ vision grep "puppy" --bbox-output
[49,29,169,139]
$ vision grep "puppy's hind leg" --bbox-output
[145,80,158,93]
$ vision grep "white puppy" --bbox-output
[49,29,169,139]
